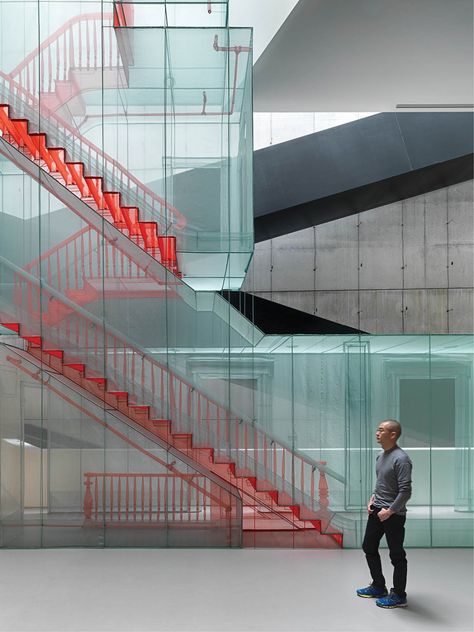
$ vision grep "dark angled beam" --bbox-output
[220,291,365,335]
[254,112,474,242]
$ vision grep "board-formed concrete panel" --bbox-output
[425,188,449,289]
[359,290,403,334]
[316,219,359,291]
[358,203,403,290]
[270,229,315,292]
[448,289,474,333]
[447,181,474,289]
[261,290,316,316]
[243,240,272,292]
[427,289,449,333]
[402,196,427,289]
[314,291,360,330]
[245,181,473,333]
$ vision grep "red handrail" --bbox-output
[0,71,187,230]
[10,13,114,94]
[15,226,177,324]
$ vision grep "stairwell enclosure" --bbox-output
[0,174,472,546]
[0,2,473,549]
[0,129,345,547]
[0,2,253,290]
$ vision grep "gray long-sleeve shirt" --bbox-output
[373,446,412,515]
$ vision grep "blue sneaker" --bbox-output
[356,585,388,598]
[376,590,408,608]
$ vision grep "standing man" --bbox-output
[356,419,412,608]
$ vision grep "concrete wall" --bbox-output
[244,180,474,333]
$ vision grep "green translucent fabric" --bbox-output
[0,2,472,550]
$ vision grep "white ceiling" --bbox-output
[248,0,474,112]
[228,0,299,62]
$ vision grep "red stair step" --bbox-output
[289,505,301,519]
[85,376,107,387]
[331,534,344,546]
[43,349,64,359]
[49,148,72,184]
[121,207,141,236]
[11,119,38,157]
[67,162,89,196]
[129,405,150,420]
[108,391,128,403]
[84,176,106,210]
[172,434,193,449]
[64,363,86,375]
[139,222,159,248]
[0,105,17,138]
[103,191,125,224]
[22,335,42,347]
[30,133,55,171]
[0,322,20,333]
[192,446,214,462]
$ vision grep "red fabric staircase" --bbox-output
[0,97,345,547]
[0,320,343,548]
[0,20,343,546]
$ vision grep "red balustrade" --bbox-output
[0,71,186,235]
[14,226,176,324]
[83,472,221,524]
[9,14,115,97]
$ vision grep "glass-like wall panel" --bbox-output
[0,0,472,551]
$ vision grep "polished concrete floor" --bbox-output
[0,548,472,632]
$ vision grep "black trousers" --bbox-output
[362,509,407,598]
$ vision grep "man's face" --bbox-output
[376,423,396,447]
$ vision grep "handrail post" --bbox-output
[318,460,329,512]
[83,474,93,520]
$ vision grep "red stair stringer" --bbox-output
[0,320,343,548]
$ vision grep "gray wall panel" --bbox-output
[425,188,449,289]
[246,241,272,291]
[245,181,474,333]
[314,291,359,329]
[315,219,358,291]
[359,204,403,290]
[402,196,426,289]
[448,181,474,288]
[359,290,403,334]
[270,230,315,292]
[448,289,474,333]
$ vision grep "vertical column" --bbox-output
[344,340,371,510]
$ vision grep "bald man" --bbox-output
[356,420,412,608]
